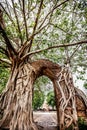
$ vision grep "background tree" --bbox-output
[47,91,56,110]
[32,90,44,110]
[0,66,9,93]
[0,0,87,130]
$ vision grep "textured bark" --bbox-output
[0,59,86,130]
[0,63,38,130]
[75,87,87,118]
[32,60,79,130]
[53,67,79,130]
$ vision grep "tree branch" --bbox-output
[28,0,44,52]
[75,87,87,107]
[50,23,72,36]
[28,0,33,18]
[38,0,70,29]
[64,46,70,65]
[69,45,81,60]
[11,0,23,44]
[19,0,44,57]
[0,46,8,56]
[5,0,11,16]
[0,3,15,27]
[33,22,49,36]
[22,0,28,40]
[0,24,17,57]
[0,58,11,66]
[21,40,87,61]
[18,22,49,57]
[27,1,37,19]
[35,12,53,35]
[19,0,69,56]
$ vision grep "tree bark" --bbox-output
[0,59,85,130]
[53,81,60,130]
[53,67,79,130]
[32,60,79,130]
[0,62,38,130]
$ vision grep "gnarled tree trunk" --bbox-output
[0,62,38,130]
[0,59,86,130]
[32,60,79,130]
[53,67,79,130]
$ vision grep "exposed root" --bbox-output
[54,66,79,130]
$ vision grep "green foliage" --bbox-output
[47,91,56,109]
[0,52,10,93]
[78,117,87,130]
[65,118,87,130]
[32,90,44,110]
[0,0,87,93]
[32,76,52,110]
[0,67,10,93]
[77,0,87,10]
[84,82,87,89]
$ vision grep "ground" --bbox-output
[33,111,58,130]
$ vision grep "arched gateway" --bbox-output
[0,59,87,130]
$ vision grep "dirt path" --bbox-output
[42,126,58,130]
[33,111,58,130]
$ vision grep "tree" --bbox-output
[0,0,87,130]
[0,66,9,93]
[47,91,56,109]
[33,90,44,110]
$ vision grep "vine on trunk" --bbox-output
[0,63,38,130]
[0,59,87,130]
[53,66,79,130]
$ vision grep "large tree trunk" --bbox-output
[53,67,79,130]
[0,62,38,130]
[0,59,85,130]
[32,60,79,130]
